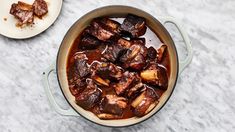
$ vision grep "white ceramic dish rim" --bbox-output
[0,0,63,39]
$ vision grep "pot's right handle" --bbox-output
[42,62,78,116]
[160,16,193,74]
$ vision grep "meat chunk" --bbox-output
[102,37,146,64]
[113,71,139,95]
[131,87,159,117]
[75,80,102,110]
[157,65,168,89]
[73,52,90,78]
[119,14,147,38]
[120,44,147,70]
[84,25,113,41]
[10,1,34,26]
[131,38,146,46]
[127,82,144,98]
[79,34,101,50]
[90,62,110,87]
[147,46,157,60]
[95,62,123,80]
[97,18,121,34]
[140,63,168,89]
[85,18,119,41]
[69,77,86,96]
[117,38,131,48]
[123,72,143,98]
[100,95,127,115]
[116,37,145,49]
[10,1,32,11]
[102,44,126,62]
[120,44,147,62]
[157,44,167,62]
[128,53,146,70]
[91,62,123,86]
[32,0,48,18]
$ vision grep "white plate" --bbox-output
[0,0,62,39]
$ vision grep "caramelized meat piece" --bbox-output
[120,44,147,70]
[117,38,131,48]
[131,87,159,117]
[91,62,123,86]
[128,53,146,70]
[128,74,143,97]
[85,19,117,41]
[147,46,157,60]
[127,82,144,98]
[100,95,127,115]
[113,71,138,95]
[69,77,86,96]
[95,62,123,80]
[157,44,167,62]
[97,18,121,33]
[80,34,101,50]
[116,37,145,49]
[140,63,168,89]
[102,44,126,62]
[120,44,146,62]
[10,1,34,26]
[90,62,110,86]
[73,52,89,78]
[32,0,48,18]
[10,0,48,26]
[157,66,168,89]
[131,38,146,46]
[84,25,113,41]
[120,14,147,38]
[75,80,102,110]
[10,1,32,12]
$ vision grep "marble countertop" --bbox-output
[0,0,235,131]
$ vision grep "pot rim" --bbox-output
[56,5,179,127]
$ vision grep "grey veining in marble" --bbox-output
[0,0,235,132]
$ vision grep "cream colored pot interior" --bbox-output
[56,6,178,127]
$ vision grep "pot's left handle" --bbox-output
[42,63,78,116]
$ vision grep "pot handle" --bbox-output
[160,16,193,74]
[42,62,78,116]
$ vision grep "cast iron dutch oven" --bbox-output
[43,5,193,127]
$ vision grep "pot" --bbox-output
[42,5,193,127]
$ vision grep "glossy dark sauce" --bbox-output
[66,18,170,119]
